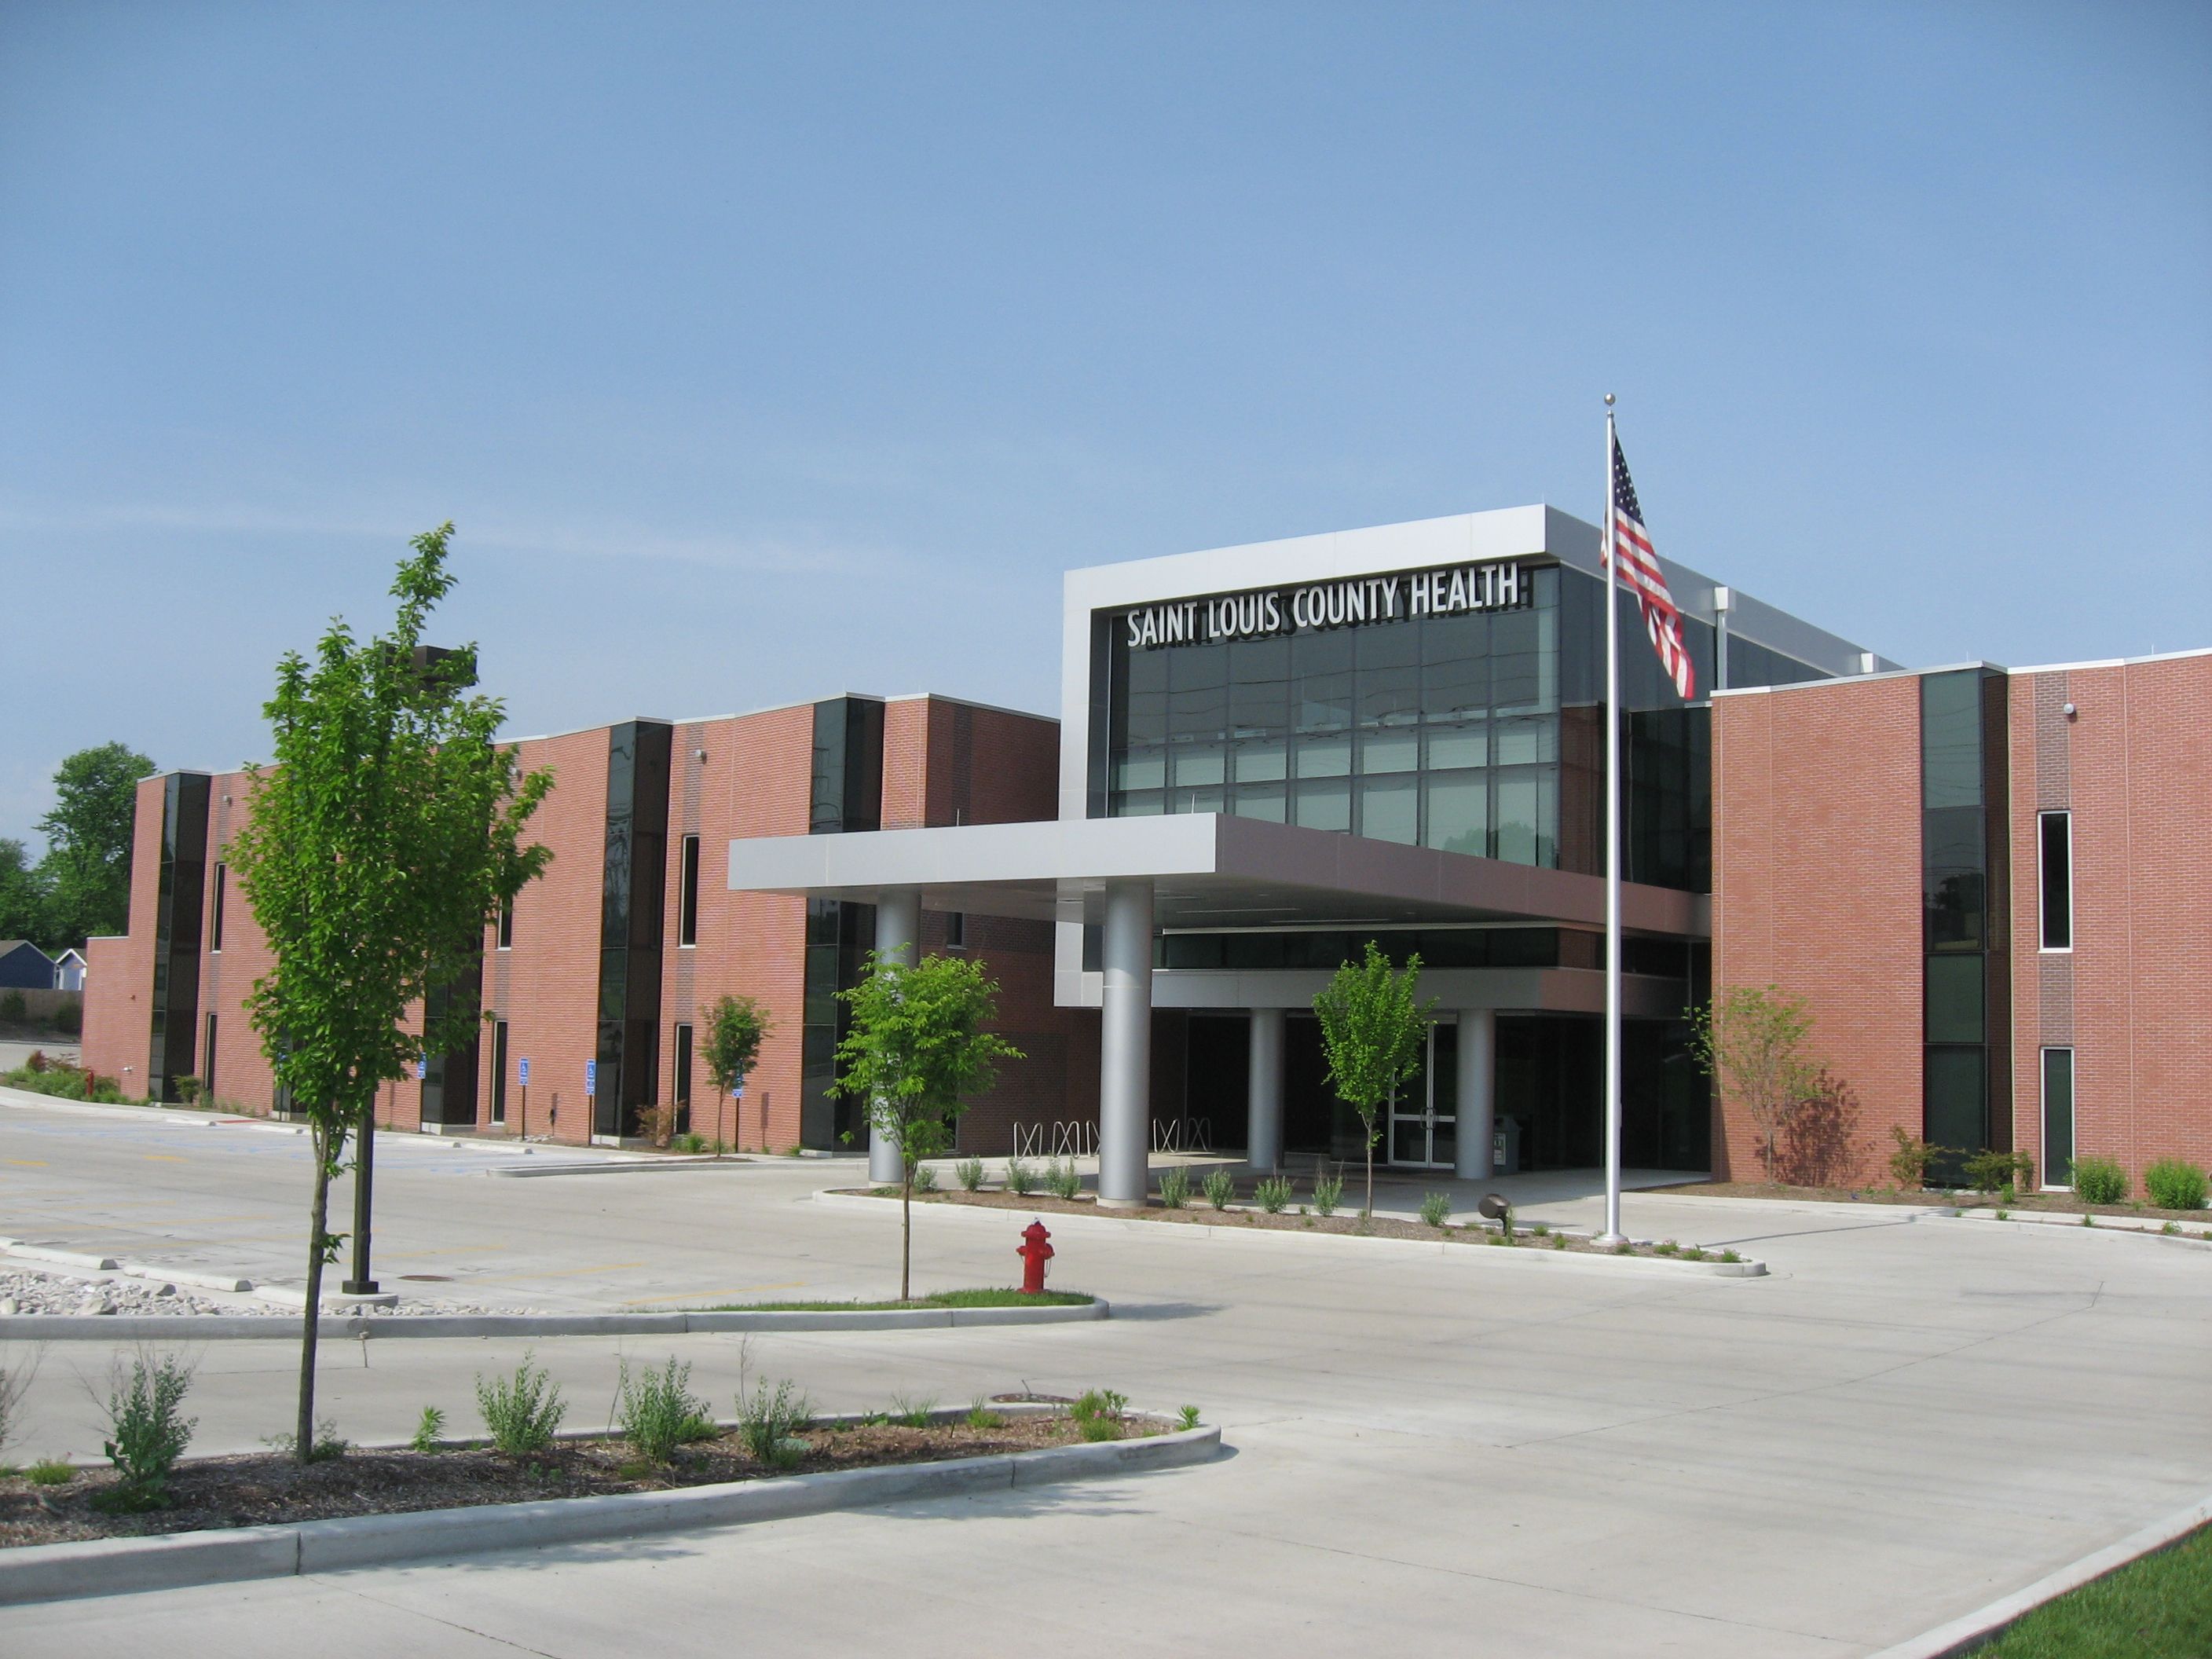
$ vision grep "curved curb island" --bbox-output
[812,1189,1770,1277]
[0,1298,1109,1343]
[0,1408,1218,1608]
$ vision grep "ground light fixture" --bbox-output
[1477,1192,1514,1240]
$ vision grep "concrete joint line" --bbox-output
[0,1419,1221,1607]
[1863,1491,2212,1659]
[0,1298,1108,1342]
[808,1190,1770,1277]
[1917,1210,2212,1251]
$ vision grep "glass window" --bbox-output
[2039,811,2072,950]
[1172,748,1224,788]
[674,1023,694,1107]
[1921,671,1984,809]
[2042,1048,2074,1188]
[1926,869,1985,953]
[1423,772,1487,856]
[1494,767,1547,866]
[1232,783,1287,822]
[678,834,700,947]
[1924,807,1984,870]
[1361,731,1419,775]
[1181,785,1225,815]
[1426,723,1486,771]
[1292,631,1355,734]
[1359,776,1418,844]
[491,1021,508,1123]
[1925,1046,1986,1155]
[1295,735,1351,778]
[1294,779,1351,833]
[1492,716,1555,767]
[203,1013,217,1101]
[209,863,226,952]
[944,910,968,950]
[1115,752,1166,790]
[1232,741,1286,782]
[1925,954,1983,1044]
[498,899,514,950]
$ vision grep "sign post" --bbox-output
[518,1056,530,1141]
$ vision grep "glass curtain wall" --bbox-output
[1101,563,1737,891]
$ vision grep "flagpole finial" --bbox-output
[1604,392,1614,408]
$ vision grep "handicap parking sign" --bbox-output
[585,1059,597,1096]
[518,1057,530,1086]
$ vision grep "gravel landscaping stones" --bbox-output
[0,1268,547,1319]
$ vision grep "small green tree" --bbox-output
[1689,984,1824,1184]
[700,993,771,1154]
[1313,941,1432,1218]
[833,951,1022,1300]
[227,526,552,1462]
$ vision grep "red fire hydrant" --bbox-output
[1016,1220,1054,1295]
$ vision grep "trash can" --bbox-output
[1492,1115,1522,1177]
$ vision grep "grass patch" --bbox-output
[693,1288,1094,1312]
[1971,1524,2212,1657]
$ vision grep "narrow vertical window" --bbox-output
[203,1013,217,1102]
[674,1023,694,1107]
[2038,811,2071,951]
[210,863,226,952]
[2042,1047,2074,1188]
[679,834,701,947]
[497,899,514,950]
[491,1021,509,1124]
[945,910,967,951]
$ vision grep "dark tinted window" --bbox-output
[678,834,701,947]
[2039,811,2071,950]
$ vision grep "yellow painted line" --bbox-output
[379,1243,511,1260]
[619,1281,808,1306]
[143,1155,189,1163]
[5,1159,47,1167]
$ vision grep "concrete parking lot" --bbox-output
[3,1089,2208,1657]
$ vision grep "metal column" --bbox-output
[1455,1009,1496,1181]
[868,888,920,1183]
[1097,879,1154,1207]
[1247,1007,1284,1173]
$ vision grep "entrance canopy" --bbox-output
[724,812,1709,937]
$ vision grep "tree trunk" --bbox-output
[1364,1118,1375,1218]
[296,1120,335,1464]
[899,1166,913,1303]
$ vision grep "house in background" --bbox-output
[51,948,86,993]
[0,940,57,991]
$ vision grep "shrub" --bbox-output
[736,1377,811,1468]
[1963,1148,2033,1196]
[670,1131,708,1154]
[475,1353,566,1456]
[1157,1166,1191,1210]
[2071,1155,2129,1205]
[174,1075,203,1104]
[912,1163,939,1193]
[618,1357,715,1463]
[1254,1175,1294,1214]
[1418,1192,1452,1229]
[0,990,24,1022]
[956,1156,986,1192]
[97,1352,196,1511]
[1202,1167,1235,1210]
[1719,1248,1743,1263]
[24,1049,46,1072]
[410,1405,446,1454]
[2144,1158,2208,1212]
[1045,1158,1082,1201]
[1888,1126,1954,1190]
[965,1397,1003,1430]
[1005,1156,1038,1196]
[1177,1404,1201,1431]
[1312,1163,1344,1218]
[266,1418,350,1463]
[635,1100,680,1148]
[1655,1240,1679,1256]
[26,1457,73,1485]
[889,1392,936,1429]
[1070,1388,1127,1443]
[1551,1232,1567,1250]
[51,997,82,1036]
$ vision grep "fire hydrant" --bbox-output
[1016,1219,1054,1295]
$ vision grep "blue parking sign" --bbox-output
[585,1060,597,1096]
[732,1071,745,1100]
[518,1057,530,1086]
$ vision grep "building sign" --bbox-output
[1122,559,1530,650]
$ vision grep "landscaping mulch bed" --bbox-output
[1653,1179,2211,1224]
[0,1412,1108,1551]
[868,1188,1723,1261]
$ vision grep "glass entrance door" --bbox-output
[1387,1024,1458,1168]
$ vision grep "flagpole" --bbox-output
[1599,392,1625,1246]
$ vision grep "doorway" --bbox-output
[1386,1022,1459,1169]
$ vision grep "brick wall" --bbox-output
[1711,675,1925,1184]
[2009,653,2212,1189]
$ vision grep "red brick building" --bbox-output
[1712,648,2212,1192]
[82,693,1089,1153]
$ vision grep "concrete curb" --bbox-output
[1863,1492,2212,1659]
[1920,1209,2212,1248]
[0,1412,1218,1607]
[809,1190,1769,1277]
[0,1298,1108,1342]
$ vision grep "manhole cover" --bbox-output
[398,1273,452,1282]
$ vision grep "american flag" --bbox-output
[1607,431,1696,701]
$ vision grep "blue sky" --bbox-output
[2,2,2207,848]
